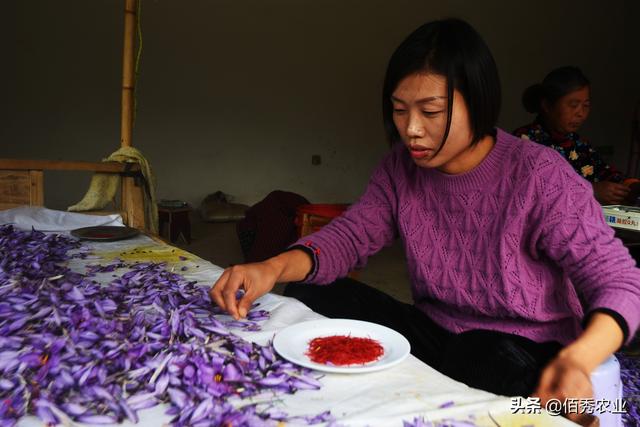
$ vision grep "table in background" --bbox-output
[157,204,192,244]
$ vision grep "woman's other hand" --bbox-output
[533,313,623,424]
[592,181,630,205]
[533,354,593,423]
[623,179,640,205]
[209,249,312,319]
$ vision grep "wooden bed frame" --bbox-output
[0,159,146,229]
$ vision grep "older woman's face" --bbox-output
[543,85,591,135]
[391,72,491,174]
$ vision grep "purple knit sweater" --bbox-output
[295,129,640,345]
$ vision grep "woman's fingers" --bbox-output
[209,268,231,311]
[600,183,628,204]
[532,371,548,397]
[595,182,632,204]
[210,266,248,319]
[221,267,246,319]
[209,262,279,318]
[236,266,276,317]
[533,357,593,423]
[611,184,630,197]
[237,290,257,319]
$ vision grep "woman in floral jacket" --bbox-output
[513,66,637,205]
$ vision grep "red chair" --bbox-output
[295,204,350,238]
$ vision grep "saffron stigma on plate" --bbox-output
[305,335,384,366]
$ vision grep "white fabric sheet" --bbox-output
[0,206,124,231]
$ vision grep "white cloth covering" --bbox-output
[0,206,124,232]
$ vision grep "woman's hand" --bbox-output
[209,249,313,319]
[592,181,630,205]
[623,180,640,205]
[209,261,281,320]
[533,312,624,424]
[533,353,593,423]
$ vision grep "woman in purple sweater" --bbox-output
[210,19,640,417]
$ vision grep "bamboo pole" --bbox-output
[120,0,146,230]
[120,0,137,148]
[0,159,141,173]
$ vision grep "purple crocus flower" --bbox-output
[0,224,333,426]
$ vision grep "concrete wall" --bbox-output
[2,0,638,209]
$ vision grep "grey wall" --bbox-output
[2,0,638,210]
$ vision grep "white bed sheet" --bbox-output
[0,206,124,232]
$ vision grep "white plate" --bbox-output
[273,318,411,373]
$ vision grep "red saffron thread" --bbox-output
[305,335,384,366]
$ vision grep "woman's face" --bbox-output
[543,85,591,135]
[391,72,493,174]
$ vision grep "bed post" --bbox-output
[120,0,146,230]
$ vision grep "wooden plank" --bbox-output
[0,171,31,205]
[121,176,146,230]
[0,159,140,173]
[29,170,44,206]
[76,210,120,217]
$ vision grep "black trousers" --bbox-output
[284,278,563,397]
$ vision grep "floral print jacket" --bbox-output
[512,121,624,183]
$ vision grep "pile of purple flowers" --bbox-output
[0,225,332,426]
[616,352,640,426]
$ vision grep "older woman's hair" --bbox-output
[522,66,590,114]
[382,18,501,146]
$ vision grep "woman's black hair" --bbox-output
[522,66,590,114]
[382,18,501,147]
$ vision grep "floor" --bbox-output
[174,214,413,302]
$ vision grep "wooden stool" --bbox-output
[157,205,192,244]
